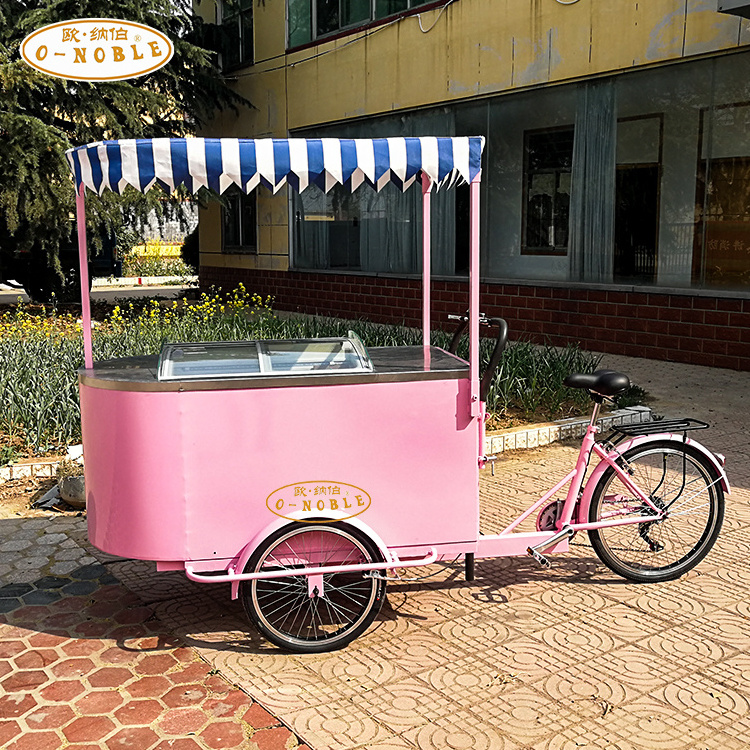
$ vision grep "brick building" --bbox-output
[197,0,750,370]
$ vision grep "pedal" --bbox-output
[527,525,575,570]
[527,547,551,568]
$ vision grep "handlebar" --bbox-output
[447,312,509,402]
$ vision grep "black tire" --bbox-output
[240,522,386,653]
[587,440,724,582]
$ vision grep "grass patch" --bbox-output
[0,286,623,453]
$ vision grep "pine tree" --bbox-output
[0,0,247,300]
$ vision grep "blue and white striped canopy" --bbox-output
[66,136,484,195]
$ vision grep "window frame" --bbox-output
[221,0,254,70]
[287,0,447,51]
[521,126,574,257]
[222,190,258,255]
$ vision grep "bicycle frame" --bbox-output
[473,400,729,561]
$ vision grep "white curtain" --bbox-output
[293,109,457,276]
[569,79,617,282]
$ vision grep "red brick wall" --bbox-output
[200,266,750,371]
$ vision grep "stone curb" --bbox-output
[92,275,197,288]
[0,460,60,484]
[1,406,652,486]
[485,405,652,454]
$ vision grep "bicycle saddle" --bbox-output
[563,369,630,397]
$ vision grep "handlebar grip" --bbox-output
[446,313,509,401]
[480,318,509,402]
[447,317,469,354]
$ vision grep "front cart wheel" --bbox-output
[587,441,724,583]
[240,522,386,653]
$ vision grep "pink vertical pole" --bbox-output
[421,173,431,355]
[469,179,481,417]
[75,184,94,369]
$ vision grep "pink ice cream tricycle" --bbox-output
[67,137,728,653]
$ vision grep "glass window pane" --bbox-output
[158,342,261,380]
[222,15,240,67]
[241,10,253,62]
[375,0,408,19]
[342,0,371,26]
[261,340,367,372]
[526,173,554,249]
[316,0,339,36]
[527,130,574,171]
[288,0,312,46]
[241,194,257,249]
[223,193,240,247]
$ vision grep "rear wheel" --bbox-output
[241,522,386,653]
[588,441,724,582]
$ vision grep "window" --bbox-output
[223,190,257,253]
[522,128,573,255]
[693,102,750,288]
[288,0,434,47]
[222,0,253,68]
[614,116,662,284]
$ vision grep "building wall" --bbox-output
[201,265,750,370]
[200,0,750,274]
[199,1,750,369]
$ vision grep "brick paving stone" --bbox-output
[88,666,134,688]
[39,679,86,701]
[0,669,49,692]
[170,662,215,684]
[242,704,281,729]
[157,706,210,735]
[200,721,247,749]
[124,674,172,698]
[0,719,22,745]
[0,694,37,719]
[74,690,125,716]
[137,653,179,675]
[52,656,97,678]
[26,631,69,647]
[62,715,117,743]
[153,739,204,750]
[23,704,76,730]
[203,690,249,718]
[114,699,164,725]
[62,639,105,657]
[103,725,160,749]
[163,684,209,708]
[7,730,65,750]
[249,727,298,750]
[13,648,58,669]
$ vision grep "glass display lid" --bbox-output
[156,333,373,381]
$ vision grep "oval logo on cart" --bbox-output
[266,482,371,522]
[21,19,173,81]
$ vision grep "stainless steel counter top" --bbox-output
[78,346,469,392]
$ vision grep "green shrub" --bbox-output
[0,288,612,451]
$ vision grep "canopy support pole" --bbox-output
[469,179,481,417]
[75,184,94,370]
[421,173,432,353]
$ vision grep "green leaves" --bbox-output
[0,293,605,452]
[0,0,248,297]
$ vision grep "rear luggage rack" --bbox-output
[610,418,709,440]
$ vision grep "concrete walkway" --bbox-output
[1,353,749,749]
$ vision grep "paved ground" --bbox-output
[1,352,749,749]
